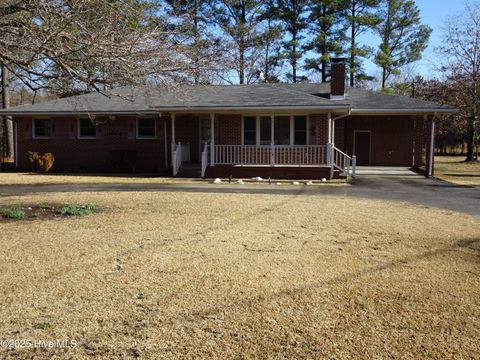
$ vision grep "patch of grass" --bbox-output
[33,322,51,330]
[359,300,369,310]
[1,207,25,219]
[435,156,480,186]
[59,203,95,216]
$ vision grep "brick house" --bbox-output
[1,60,456,179]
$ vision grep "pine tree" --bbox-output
[211,0,267,84]
[259,0,284,83]
[277,0,309,83]
[165,0,218,84]
[374,0,431,89]
[342,0,381,86]
[304,0,347,83]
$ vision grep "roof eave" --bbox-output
[153,105,351,113]
[0,110,161,116]
[350,108,459,115]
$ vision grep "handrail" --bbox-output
[201,142,209,177]
[332,145,356,178]
[172,142,182,176]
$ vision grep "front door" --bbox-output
[354,131,371,166]
[199,117,219,151]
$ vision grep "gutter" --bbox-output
[0,111,161,116]
[154,105,351,113]
[351,108,458,115]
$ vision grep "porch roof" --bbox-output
[0,83,457,116]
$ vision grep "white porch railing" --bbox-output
[332,145,356,178]
[213,145,328,166]
[200,144,356,179]
[172,142,182,176]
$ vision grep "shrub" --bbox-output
[59,203,95,216]
[27,151,55,172]
[111,149,138,173]
[2,208,25,219]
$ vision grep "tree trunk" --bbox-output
[292,30,297,83]
[239,3,246,84]
[465,114,475,161]
[350,4,355,87]
[1,64,13,158]
[382,67,387,89]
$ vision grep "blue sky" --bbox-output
[361,0,466,80]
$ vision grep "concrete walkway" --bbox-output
[1,173,479,216]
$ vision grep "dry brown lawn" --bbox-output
[0,173,185,185]
[0,189,479,359]
[435,156,480,187]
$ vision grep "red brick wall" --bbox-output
[170,115,200,162]
[344,115,415,166]
[309,114,328,145]
[334,118,346,149]
[414,116,426,169]
[15,116,166,172]
[218,114,241,145]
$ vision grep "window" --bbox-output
[242,115,308,145]
[137,118,156,138]
[33,119,52,138]
[78,119,96,138]
[274,116,290,145]
[260,116,271,145]
[243,116,256,145]
[294,116,307,145]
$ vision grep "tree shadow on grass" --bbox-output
[182,237,480,321]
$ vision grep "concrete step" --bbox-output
[178,163,201,178]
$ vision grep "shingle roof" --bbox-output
[0,83,457,115]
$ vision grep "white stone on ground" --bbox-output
[321,178,327,182]
[251,176,263,182]
[213,178,222,184]
[292,181,300,185]
[237,179,244,184]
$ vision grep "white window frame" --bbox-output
[32,118,53,139]
[77,118,97,139]
[241,115,309,146]
[136,117,157,139]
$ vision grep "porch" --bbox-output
[172,142,355,180]
[168,113,356,180]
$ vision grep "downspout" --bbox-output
[329,109,352,179]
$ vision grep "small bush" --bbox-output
[59,203,95,216]
[2,208,25,219]
[111,149,138,173]
[27,151,55,172]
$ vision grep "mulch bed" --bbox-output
[1,204,74,221]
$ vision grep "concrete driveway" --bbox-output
[1,172,479,216]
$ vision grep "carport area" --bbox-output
[355,166,422,176]
[334,115,436,177]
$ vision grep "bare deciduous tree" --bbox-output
[0,0,202,156]
[437,1,480,161]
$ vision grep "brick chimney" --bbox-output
[330,57,347,100]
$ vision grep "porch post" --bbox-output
[164,117,168,169]
[327,113,332,166]
[210,113,215,166]
[327,112,332,144]
[270,115,275,166]
[171,113,176,166]
[428,115,435,177]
